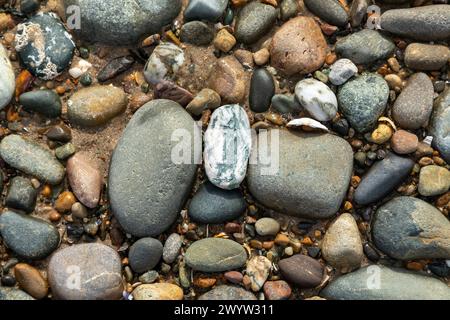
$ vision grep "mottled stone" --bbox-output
[271,94,302,114]
[349,0,368,27]
[154,80,193,107]
[391,130,419,155]
[280,0,298,21]
[209,55,247,103]
[405,43,450,71]
[0,287,34,300]
[132,283,183,300]
[263,280,292,300]
[246,256,271,292]
[0,43,15,110]
[5,176,37,213]
[144,42,185,85]
[279,254,324,288]
[329,59,358,86]
[163,233,183,264]
[418,165,450,197]
[430,88,450,163]
[180,21,214,46]
[199,285,257,300]
[14,263,48,299]
[235,2,277,44]
[304,0,348,27]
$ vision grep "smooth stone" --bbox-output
[246,256,272,292]
[184,0,228,22]
[55,143,76,160]
[279,254,324,288]
[144,42,185,85]
[5,176,37,213]
[0,287,34,300]
[271,94,302,114]
[163,233,183,264]
[185,238,247,272]
[204,104,251,190]
[255,218,280,236]
[109,100,198,237]
[248,130,353,219]
[354,153,414,205]
[97,56,135,82]
[405,43,450,71]
[430,88,450,163]
[139,270,159,284]
[335,29,395,65]
[280,0,298,21]
[0,43,15,110]
[19,90,62,118]
[67,152,102,209]
[329,59,358,86]
[0,170,3,195]
[304,0,348,27]
[67,85,128,127]
[154,80,193,107]
[129,238,163,273]
[186,88,221,116]
[209,56,246,103]
[338,73,389,133]
[381,5,450,41]
[0,210,60,260]
[373,197,450,260]
[322,213,363,272]
[132,283,183,300]
[322,265,450,300]
[392,73,434,130]
[263,280,292,300]
[15,13,75,80]
[270,17,327,76]
[391,130,419,155]
[46,124,72,142]
[63,0,182,45]
[249,68,275,113]
[180,21,214,46]
[235,2,278,44]
[48,243,123,300]
[349,0,368,27]
[14,263,48,299]
[188,181,246,224]
[295,78,338,122]
[0,134,65,185]
[418,165,450,197]
[199,285,257,300]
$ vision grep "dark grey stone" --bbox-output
[235,2,278,44]
[271,94,302,114]
[184,0,228,22]
[180,21,214,46]
[354,153,414,205]
[250,68,275,113]
[199,285,257,300]
[304,0,348,27]
[280,0,298,21]
[373,196,450,260]
[129,238,163,273]
[19,90,62,118]
[5,176,37,213]
[0,210,60,260]
[429,87,450,163]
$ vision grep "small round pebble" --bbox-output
[129,238,163,273]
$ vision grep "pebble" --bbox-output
[405,43,450,71]
[48,243,123,300]
[189,181,246,223]
[144,42,185,85]
[209,56,247,103]
[0,210,60,260]
[214,28,236,53]
[270,17,327,76]
[163,233,183,264]
[186,88,221,116]
[391,130,419,154]
[278,254,324,288]
[14,263,48,299]
[304,0,348,27]
[335,29,395,65]
[132,283,183,300]
[0,43,15,110]
[250,69,275,113]
[46,124,72,142]
[129,238,163,273]
[430,88,450,163]
[109,100,198,237]
[97,56,135,82]
[15,13,75,80]
[184,0,228,22]
[329,59,358,86]
[55,143,76,160]
[263,280,291,300]
[55,191,76,213]
[224,271,244,284]
[235,2,277,44]
[354,153,414,205]
[349,0,368,27]
[71,202,88,219]
[204,104,251,190]
[19,90,62,118]
[380,5,450,41]
[373,197,450,260]
[0,134,65,185]
[371,124,393,144]
[181,21,214,46]
[271,94,302,114]
[198,285,257,300]
[295,78,338,122]
[139,270,159,284]
[154,80,194,107]
[248,130,353,219]
[338,73,389,133]
[280,0,298,20]
[63,0,181,45]
[255,218,280,236]
[322,265,450,300]
[5,176,37,213]
[0,287,34,300]
[418,165,450,197]
[185,238,247,272]
[253,48,270,66]
[392,73,434,130]
[321,213,363,273]
[246,256,272,292]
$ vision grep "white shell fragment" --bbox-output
[287,118,330,132]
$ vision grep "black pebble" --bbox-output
[250,68,275,113]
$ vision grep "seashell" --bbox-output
[287,118,329,132]
[378,116,397,132]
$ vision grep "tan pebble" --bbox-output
[263,241,274,250]
[325,52,337,65]
[371,123,393,144]
[418,157,434,166]
[231,0,248,7]
[274,234,290,246]
[301,236,313,246]
[384,74,403,90]
[433,156,445,166]
[253,48,270,66]
[14,263,48,299]
[250,240,263,249]
[265,113,284,126]
[214,29,236,53]
[48,210,61,222]
[387,57,400,72]
[3,32,15,45]
[54,191,77,213]
[186,88,221,116]
[284,247,294,256]
[55,86,66,95]
[406,261,424,271]
[234,49,254,68]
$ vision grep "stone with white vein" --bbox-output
[246,256,272,292]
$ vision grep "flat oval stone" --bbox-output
[430,88,450,163]
[204,104,251,190]
[249,69,275,113]
[188,181,246,224]
[132,283,183,300]
[199,285,257,300]
[67,85,128,127]
[304,0,348,27]
[322,265,450,300]
[0,210,60,260]
[381,5,450,41]
[373,196,450,260]
[144,42,185,85]
[295,78,338,122]
[235,2,278,44]
[64,0,182,45]
[338,73,389,133]
[15,13,75,80]
[19,90,62,118]
[109,99,199,237]
[279,254,324,288]
[48,243,123,300]
[392,73,434,130]
[184,0,228,22]
[248,130,353,219]
[405,43,450,71]
[0,43,15,110]
[354,153,414,206]
[185,238,247,272]
[0,134,65,185]
[129,238,163,273]
[180,21,214,46]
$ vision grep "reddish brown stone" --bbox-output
[391,130,419,155]
[209,55,247,103]
[154,80,193,107]
[263,280,292,300]
[224,271,244,284]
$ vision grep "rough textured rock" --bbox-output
[263,280,292,300]
[429,88,450,163]
[235,2,278,44]
[246,256,272,292]
[0,287,34,300]
[5,176,37,213]
[0,43,15,110]
[329,59,358,86]
[199,285,257,300]
[144,42,185,85]
[132,283,183,300]
[180,21,214,46]
[163,233,183,264]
